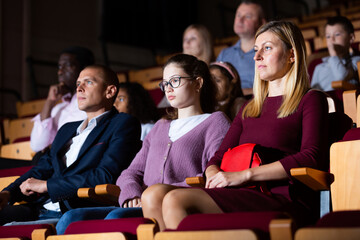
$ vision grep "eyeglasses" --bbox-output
[159,76,193,92]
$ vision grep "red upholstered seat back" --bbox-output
[0,224,54,239]
[175,211,287,233]
[316,211,360,227]
[0,166,33,177]
[65,217,154,240]
[342,128,360,141]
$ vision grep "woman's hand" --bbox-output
[123,197,141,208]
[206,169,251,189]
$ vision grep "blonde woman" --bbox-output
[182,24,213,65]
[142,21,329,230]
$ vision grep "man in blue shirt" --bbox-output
[217,0,266,95]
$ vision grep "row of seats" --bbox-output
[1,90,359,239]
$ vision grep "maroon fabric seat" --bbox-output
[316,211,360,228]
[342,128,360,141]
[13,136,31,143]
[164,211,288,240]
[65,217,154,240]
[0,224,54,239]
[148,88,164,106]
[0,166,33,177]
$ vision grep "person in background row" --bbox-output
[31,46,95,153]
[217,0,266,96]
[183,24,214,65]
[209,61,247,120]
[114,82,160,140]
[311,16,360,91]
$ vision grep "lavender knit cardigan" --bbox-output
[117,111,230,206]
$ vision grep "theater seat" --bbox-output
[0,224,55,240]
[47,218,157,240]
[153,212,291,240]
[295,211,360,240]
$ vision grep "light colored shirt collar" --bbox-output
[77,110,110,135]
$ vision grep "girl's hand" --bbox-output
[123,197,141,208]
[206,170,251,189]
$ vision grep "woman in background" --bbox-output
[114,82,160,140]
[209,61,247,120]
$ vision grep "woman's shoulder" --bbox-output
[207,111,231,126]
[300,89,328,108]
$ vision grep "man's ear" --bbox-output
[106,85,117,99]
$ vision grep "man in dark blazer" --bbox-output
[0,65,142,225]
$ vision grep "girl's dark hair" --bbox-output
[164,54,218,119]
[209,62,244,119]
[119,82,160,124]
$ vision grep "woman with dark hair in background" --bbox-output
[114,82,160,140]
[209,61,247,120]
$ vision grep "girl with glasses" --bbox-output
[55,54,230,234]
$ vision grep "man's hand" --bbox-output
[0,191,10,210]
[123,197,141,208]
[19,178,48,196]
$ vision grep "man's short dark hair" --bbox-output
[86,65,120,103]
[240,0,266,20]
[61,46,95,70]
[326,16,354,34]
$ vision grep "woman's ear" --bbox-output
[289,48,295,63]
[350,33,355,44]
[195,77,204,92]
[106,85,117,99]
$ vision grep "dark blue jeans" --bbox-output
[56,207,143,234]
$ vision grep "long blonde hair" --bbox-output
[183,24,214,65]
[242,21,309,119]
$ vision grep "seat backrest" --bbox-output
[307,50,329,82]
[0,141,34,160]
[330,139,360,211]
[16,99,46,118]
[0,224,54,239]
[7,117,33,143]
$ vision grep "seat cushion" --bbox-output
[342,128,360,141]
[0,166,33,177]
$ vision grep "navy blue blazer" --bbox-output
[5,107,141,211]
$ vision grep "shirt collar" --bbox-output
[76,110,110,134]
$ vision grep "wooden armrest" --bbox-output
[290,167,334,191]
[77,186,119,206]
[137,223,159,240]
[94,184,120,204]
[95,184,120,196]
[77,187,95,198]
[32,225,56,240]
[185,177,205,188]
[331,80,358,90]
[270,218,296,240]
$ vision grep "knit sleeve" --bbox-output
[206,107,246,169]
[279,90,329,177]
